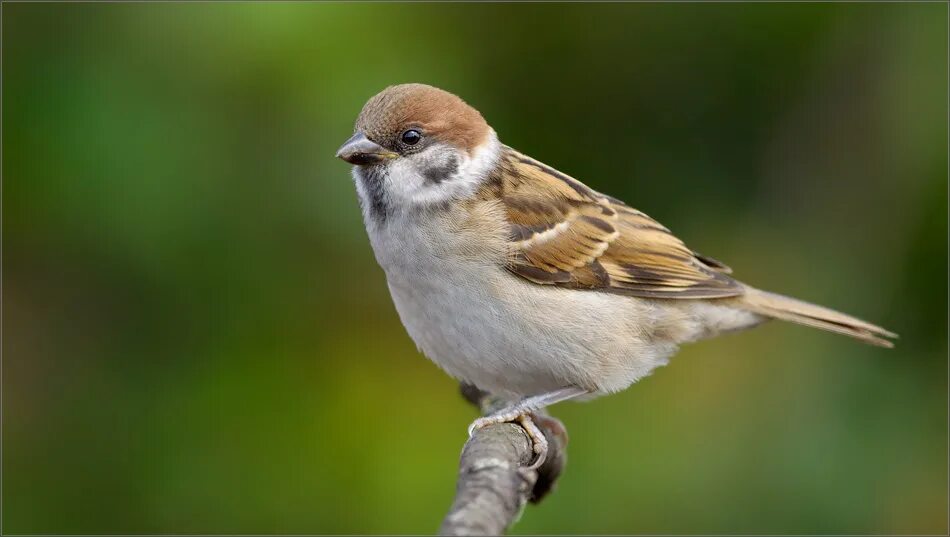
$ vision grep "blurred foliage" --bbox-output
[3,2,947,534]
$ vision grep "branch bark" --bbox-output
[439,384,569,536]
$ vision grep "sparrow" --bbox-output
[336,83,896,467]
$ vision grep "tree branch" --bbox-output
[439,384,569,536]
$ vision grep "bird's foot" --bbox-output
[466,387,587,470]
[468,407,548,469]
[517,412,549,469]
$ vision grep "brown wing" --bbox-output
[495,147,743,299]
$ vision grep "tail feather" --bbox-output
[739,287,897,348]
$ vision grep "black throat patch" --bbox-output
[356,167,390,224]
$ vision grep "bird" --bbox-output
[335,83,896,467]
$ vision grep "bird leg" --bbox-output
[467,386,587,469]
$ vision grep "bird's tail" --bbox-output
[738,287,897,348]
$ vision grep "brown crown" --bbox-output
[355,83,490,154]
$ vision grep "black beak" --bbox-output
[335,132,398,165]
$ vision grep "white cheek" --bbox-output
[385,158,431,204]
[386,130,501,209]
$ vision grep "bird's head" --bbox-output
[337,84,499,215]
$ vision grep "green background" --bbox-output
[4,2,947,534]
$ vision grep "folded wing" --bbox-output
[499,147,744,299]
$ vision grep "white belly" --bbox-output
[366,208,686,398]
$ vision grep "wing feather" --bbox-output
[495,147,743,299]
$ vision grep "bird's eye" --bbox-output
[401,129,421,145]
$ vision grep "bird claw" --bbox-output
[467,410,548,469]
[467,407,524,437]
[517,413,549,469]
